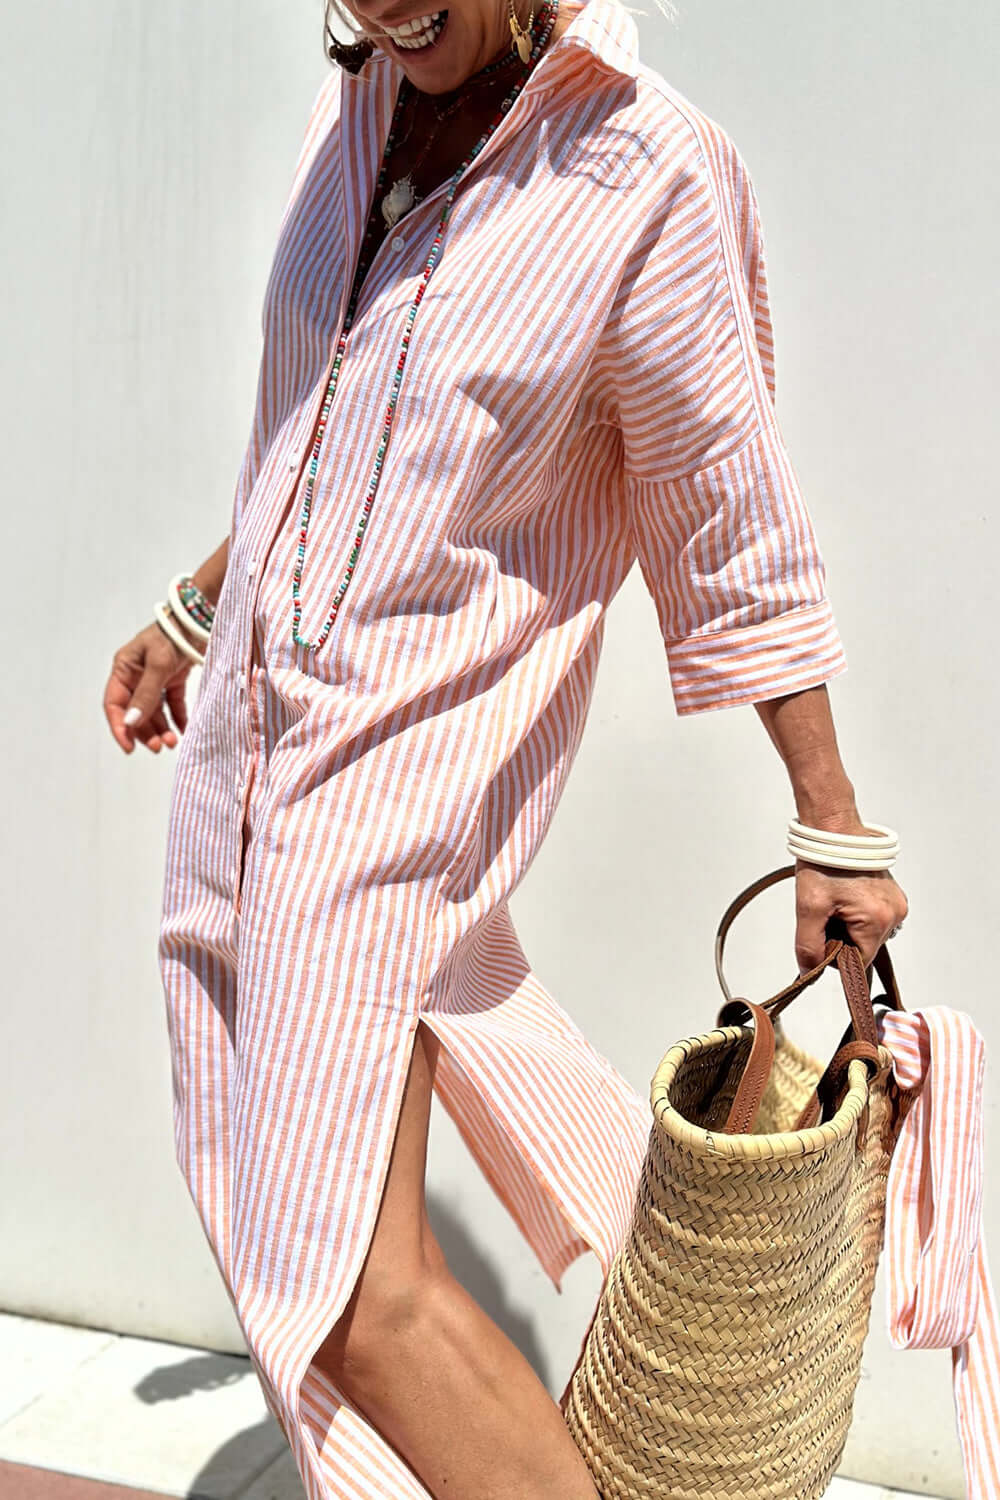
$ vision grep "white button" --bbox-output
[287,450,300,471]
[236,670,246,692]
[391,235,405,251]
[246,557,258,577]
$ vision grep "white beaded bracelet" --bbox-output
[154,600,206,667]
[167,573,212,645]
[786,818,899,872]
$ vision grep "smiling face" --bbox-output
[337,0,572,93]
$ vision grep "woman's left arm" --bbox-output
[755,684,908,970]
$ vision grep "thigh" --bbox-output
[361,1018,443,1277]
[312,1019,443,1380]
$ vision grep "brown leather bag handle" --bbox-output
[714,867,904,1134]
[716,996,777,1134]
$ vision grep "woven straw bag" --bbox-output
[561,867,921,1500]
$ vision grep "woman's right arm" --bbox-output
[103,537,230,755]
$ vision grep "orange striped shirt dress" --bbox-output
[157,1,848,1494]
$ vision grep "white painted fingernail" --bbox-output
[124,706,142,726]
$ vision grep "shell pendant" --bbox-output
[382,174,415,228]
[509,10,534,62]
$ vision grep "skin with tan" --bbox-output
[103,3,908,1492]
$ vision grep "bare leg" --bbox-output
[314,1020,599,1500]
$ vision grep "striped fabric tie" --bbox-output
[877,1007,1000,1498]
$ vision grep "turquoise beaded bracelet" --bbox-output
[168,572,214,644]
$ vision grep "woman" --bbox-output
[103,0,908,1494]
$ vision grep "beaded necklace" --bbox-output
[290,0,559,652]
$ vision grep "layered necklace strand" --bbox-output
[290,0,559,652]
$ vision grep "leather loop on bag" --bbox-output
[717,997,776,1134]
[798,1037,882,1131]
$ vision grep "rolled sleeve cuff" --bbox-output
[665,598,847,716]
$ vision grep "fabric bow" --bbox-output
[877,1006,1000,1499]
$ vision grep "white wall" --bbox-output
[2,2,995,1494]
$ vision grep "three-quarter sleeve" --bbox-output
[605,114,847,715]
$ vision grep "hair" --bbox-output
[323,0,679,60]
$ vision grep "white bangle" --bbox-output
[154,600,206,667]
[788,836,899,863]
[786,818,899,872]
[788,819,897,848]
[787,842,898,871]
[167,573,212,645]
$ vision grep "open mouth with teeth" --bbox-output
[380,9,449,52]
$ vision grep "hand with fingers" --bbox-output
[105,544,227,754]
[104,618,196,754]
[794,863,909,973]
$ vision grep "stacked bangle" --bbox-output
[178,575,216,628]
[154,600,206,667]
[168,572,215,642]
[150,568,216,668]
[787,819,899,872]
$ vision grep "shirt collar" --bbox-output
[549,0,640,81]
[539,0,640,83]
